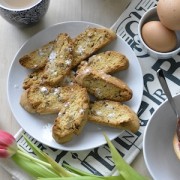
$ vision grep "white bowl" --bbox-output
[143,93,180,180]
[138,7,180,59]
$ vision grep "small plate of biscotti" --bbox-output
[7,21,143,151]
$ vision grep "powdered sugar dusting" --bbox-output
[42,123,53,142]
[49,51,57,61]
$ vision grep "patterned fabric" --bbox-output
[0,0,179,179]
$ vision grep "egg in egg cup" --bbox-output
[138,7,180,59]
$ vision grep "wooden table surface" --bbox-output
[0,0,152,179]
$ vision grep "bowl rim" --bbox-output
[138,6,180,58]
[143,93,180,179]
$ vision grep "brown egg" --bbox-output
[157,0,180,30]
[141,21,177,52]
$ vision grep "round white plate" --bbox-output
[143,94,180,180]
[7,21,143,151]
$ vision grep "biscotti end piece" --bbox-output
[42,33,74,86]
[20,90,36,113]
[77,51,129,74]
[19,41,55,70]
[52,84,89,144]
[72,27,116,68]
[88,100,140,133]
[75,69,132,102]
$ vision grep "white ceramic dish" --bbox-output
[138,7,180,59]
[8,21,143,151]
[143,93,180,180]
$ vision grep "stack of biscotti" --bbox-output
[52,84,89,144]
[19,26,140,144]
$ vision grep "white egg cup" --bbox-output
[138,7,180,59]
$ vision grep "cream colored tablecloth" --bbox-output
[0,0,152,179]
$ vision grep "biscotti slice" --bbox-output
[75,69,132,102]
[21,85,68,114]
[19,41,55,70]
[72,27,116,67]
[23,69,76,90]
[77,51,129,74]
[59,70,76,86]
[52,84,89,144]
[20,90,36,113]
[23,69,44,90]
[88,100,140,133]
[42,33,74,86]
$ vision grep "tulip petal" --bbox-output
[0,149,9,158]
[0,130,17,158]
[0,130,16,147]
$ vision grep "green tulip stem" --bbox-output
[16,149,52,168]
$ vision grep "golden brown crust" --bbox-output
[75,68,132,102]
[52,84,89,144]
[20,90,36,113]
[77,51,129,74]
[19,41,55,70]
[72,27,116,68]
[88,100,139,133]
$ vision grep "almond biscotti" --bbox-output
[77,51,129,74]
[88,100,140,133]
[42,33,74,86]
[23,69,76,90]
[52,84,89,144]
[20,85,66,114]
[19,41,55,70]
[72,27,116,67]
[75,69,132,102]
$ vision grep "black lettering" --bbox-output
[152,59,180,85]
[115,131,141,151]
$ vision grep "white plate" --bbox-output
[143,94,180,180]
[7,21,143,151]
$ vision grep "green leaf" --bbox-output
[12,153,59,178]
[43,152,74,177]
[103,133,148,180]
[63,164,97,177]
[23,134,73,177]
[38,176,98,180]
[22,135,48,162]
[37,175,125,180]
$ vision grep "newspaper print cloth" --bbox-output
[1,0,179,179]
